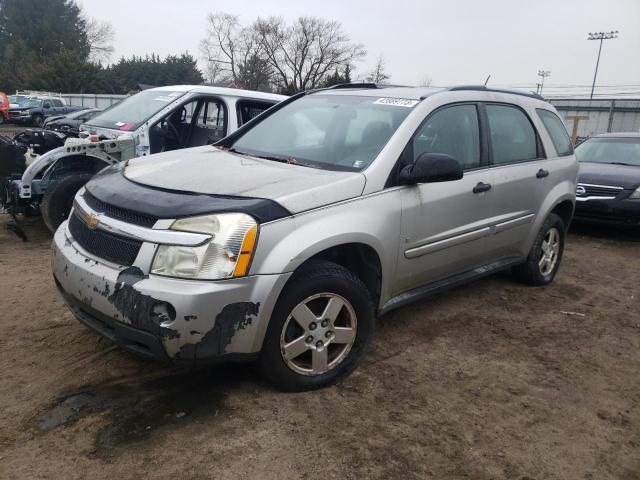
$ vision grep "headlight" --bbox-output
[630,186,640,200]
[151,213,258,280]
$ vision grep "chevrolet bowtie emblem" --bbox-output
[85,213,100,229]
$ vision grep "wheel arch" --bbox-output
[290,242,382,308]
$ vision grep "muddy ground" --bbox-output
[0,215,638,480]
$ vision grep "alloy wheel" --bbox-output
[280,293,357,376]
[539,226,560,276]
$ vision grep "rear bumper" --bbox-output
[574,198,640,226]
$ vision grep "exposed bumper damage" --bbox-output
[52,223,291,365]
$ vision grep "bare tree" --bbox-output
[365,55,390,84]
[200,12,240,83]
[85,18,115,64]
[418,75,432,87]
[200,12,273,90]
[253,16,365,93]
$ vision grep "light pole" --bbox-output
[588,31,618,99]
[537,70,551,96]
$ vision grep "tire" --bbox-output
[513,213,565,286]
[33,114,44,127]
[259,260,375,391]
[41,173,94,232]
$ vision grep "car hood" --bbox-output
[578,162,640,190]
[123,146,367,214]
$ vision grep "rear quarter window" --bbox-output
[536,109,574,157]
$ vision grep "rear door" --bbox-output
[394,103,497,294]
[481,103,548,261]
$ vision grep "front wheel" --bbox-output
[41,173,94,232]
[259,260,375,391]
[513,213,565,286]
[33,114,44,127]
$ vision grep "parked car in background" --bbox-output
[9,97,83,127]
[2,85,286,234]
[52,84,577,391]
[43,108,102,135]
[574,132,640,227]
[0,92,9,124]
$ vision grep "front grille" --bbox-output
[68,212,142,265]
[577,183,622,198]
[83,191,158,227]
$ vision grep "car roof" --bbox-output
[594,132,640,139]
[149,85,287,102]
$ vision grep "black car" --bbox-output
[574,132,640,226]
[43,108,102,134]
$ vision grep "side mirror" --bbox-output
[43,103,51,109]
[399,152,463,185]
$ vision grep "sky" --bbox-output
[78,0,640,96]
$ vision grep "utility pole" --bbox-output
[587,31,618,99]
[537,70,550,96]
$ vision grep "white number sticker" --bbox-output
[374,98,419,108]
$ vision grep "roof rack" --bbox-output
[326,82,380,90]
[447,85,544,100]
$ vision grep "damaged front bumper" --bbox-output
[52,223,291,366]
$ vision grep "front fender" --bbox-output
[19,147,67,198]
[251,189,404,307]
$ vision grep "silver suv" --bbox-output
[52,85,578,390]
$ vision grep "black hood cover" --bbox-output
[578,162,640,190]
[84,165,291,224]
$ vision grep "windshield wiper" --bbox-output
[609,162,635,166]
[229,149,320,169]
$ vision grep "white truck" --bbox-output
[3,85,285,233]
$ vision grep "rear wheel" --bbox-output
[259,260,375,391]
[41,173,94,232]
[513,213,565,285]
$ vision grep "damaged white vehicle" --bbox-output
[52,84,577,390]
[5,85,285,232]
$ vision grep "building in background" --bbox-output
[549,98,640,144]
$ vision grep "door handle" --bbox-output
[473,182,492,194]
[536,169,549,178]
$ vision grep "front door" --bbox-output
[393,103,496,294]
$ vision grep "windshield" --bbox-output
[576,137,640,167]
[9,95,28,106]
[229,94,417,171]
[10,97,41,108]
[87,90,186,131]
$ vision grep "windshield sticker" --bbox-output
[374,98,419,108]
[153,96,175,102]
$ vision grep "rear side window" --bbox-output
[486,104,538,165]
[412,104,481,170]
[237,100,274,126]
[537,109,573,156]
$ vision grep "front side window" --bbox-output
[575,137,640,166]
[229,95,415,171]
[486,104,538,165]
[412,104,481,170]
[537,109,573,157]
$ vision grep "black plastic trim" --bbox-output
[85,166,292,224]
[379,257,523,316]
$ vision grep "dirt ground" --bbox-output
[0,214,638,480]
